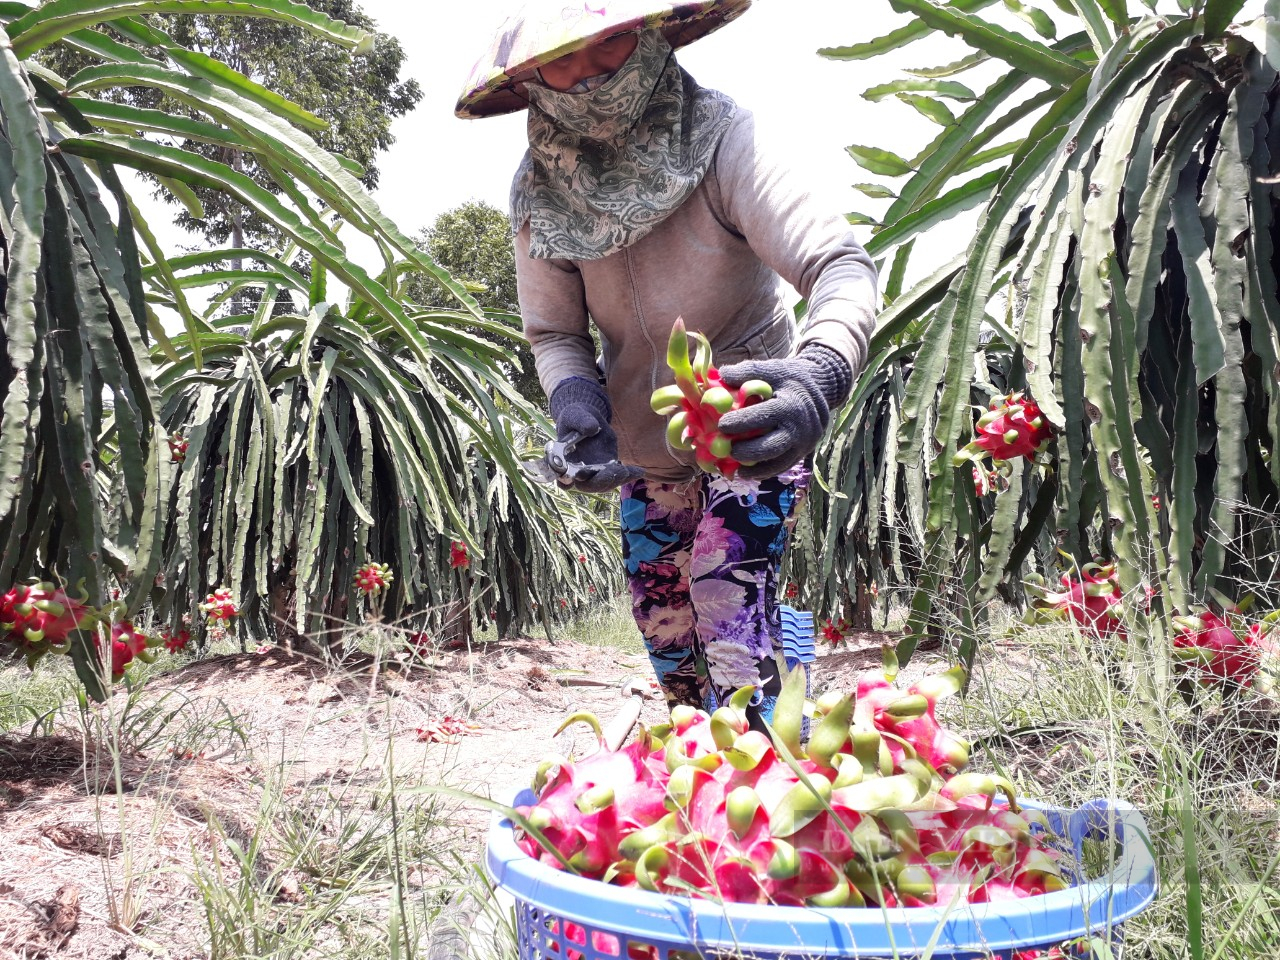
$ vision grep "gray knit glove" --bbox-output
[716,345,854,480]
[548,377,645,493]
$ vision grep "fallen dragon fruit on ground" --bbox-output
[1024,561,1125,639]
[1172,605,1278,690]
[650,317,773,479]
[513,664,1071,909]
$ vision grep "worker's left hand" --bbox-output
[717,346,853,480]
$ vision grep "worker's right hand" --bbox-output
[548,377,644,493]
[717,345,854,479]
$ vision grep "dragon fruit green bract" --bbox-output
[354,561,394,597]
[513,666,1068,908]
[650,317,773,479]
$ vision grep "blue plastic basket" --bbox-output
[779,605,816,670]
[485,790,1157,960]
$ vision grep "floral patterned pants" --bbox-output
[619,466,809,729]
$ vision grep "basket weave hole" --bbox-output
[591,931,621,955]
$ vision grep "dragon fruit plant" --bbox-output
[650,317,773,479]
[353,561,394,597]
[1024,561,1125,639]
[514,665,1070,908]
[954,392,1054,492]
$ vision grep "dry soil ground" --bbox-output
[0,631,899,959]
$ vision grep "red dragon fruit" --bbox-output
[169,435,190,462]
[513,666,1067,910]
[954,392,1054,482]
[160,626,192,653]
[353,561,394,597]
[0,581,97,659]
[650,317,773,479]
[516,712,669,876]
[449,541,469,570]
[102,620,156,678]
[199,586,239,626]
[853,666,971,775]
[1025,561,1125,639]
[1172,609,1269,688]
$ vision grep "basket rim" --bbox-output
[485,791,1159,956]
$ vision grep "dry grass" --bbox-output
[0,603,1277,958]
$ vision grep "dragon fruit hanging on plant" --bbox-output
[954,392,1054,493]
[0,581,98,662]
[102,620,161,678]
[168,435,190,463]
[353,561,394,597]
[650,317,773,479]
[199,587,239,626]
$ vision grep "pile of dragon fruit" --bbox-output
[514,665,1073,910]
[650,317,773,479]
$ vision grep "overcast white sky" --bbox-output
[135,0,1269,303]
[363,0,920,234]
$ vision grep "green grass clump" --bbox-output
[947,612,1280,960]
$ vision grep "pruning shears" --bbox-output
[521,429,642,490]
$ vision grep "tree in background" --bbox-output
[408,200,545,406]
[39,0,421,249]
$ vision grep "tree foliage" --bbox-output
[408,201,518,312]
[38,0,421,247]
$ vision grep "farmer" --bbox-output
[457,1,877,730]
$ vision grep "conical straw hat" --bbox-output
[456,0,751,119]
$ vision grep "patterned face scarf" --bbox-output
[511,29,736,261]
